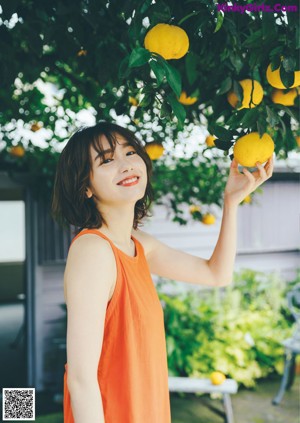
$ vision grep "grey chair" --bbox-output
[272,283,300,405]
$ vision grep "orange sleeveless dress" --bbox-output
[63,229,171,423]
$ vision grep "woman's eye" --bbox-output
[127,150,136,156]
[100,150,136,165]
[101,157,113,165]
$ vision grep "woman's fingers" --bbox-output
[251,156,274,181]
[242,156,273,187]
[255,162,267,180]
[242,167,255,183]
[265,156,274,178]
[230,158,240,174]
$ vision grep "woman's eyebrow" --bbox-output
[94,142,132,161]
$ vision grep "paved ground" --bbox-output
[2,374,299,422]
[170,374,299,423]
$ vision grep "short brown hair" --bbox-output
[51,121,154,235]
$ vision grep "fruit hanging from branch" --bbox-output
[227,79,264,109]
[144,142,165,160]
[271,88,299,106]
[178,91,198,105]
[266,63,300,89]
[233,133,275,167]
[144,23,189,60]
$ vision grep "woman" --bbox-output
[51,121,273,423]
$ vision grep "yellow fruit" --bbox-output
[227,90,239,108]
[77,49,87,56]
[30,122,42,132]
[266,63,300,89]
[210,371,226,385]
[129,96,138,106]
[296,136,300,147]
[227,79,264,109]
[271,88,298,106]
[9,145,25,157]
[144,23,189,60]
[178,91,198,105]
[201,213,216,225]
[189,205,201,214]
[205,135,216,147]
[233,132,274,167]
[243,195,252,204]
[145,142,164,160]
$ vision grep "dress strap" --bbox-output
[71,229,141,261]
[71,229,119,252]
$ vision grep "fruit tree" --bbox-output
[0,0,299,224]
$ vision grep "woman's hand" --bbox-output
[224,155,274,207]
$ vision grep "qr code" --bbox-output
[2,388,35,421]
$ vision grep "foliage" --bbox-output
[157,268,299,388]
[0,0,299,210]
[152,152,230,224]
[0,144,60,198]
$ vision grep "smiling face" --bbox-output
[86,133,148,209]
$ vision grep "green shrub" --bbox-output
[157,268,299,387]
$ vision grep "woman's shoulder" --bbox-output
[64,230,117,304]
[67,230,114,261]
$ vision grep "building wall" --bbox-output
[142,181,299,286]
[35,263,66,391]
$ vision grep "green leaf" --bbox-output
[163,62,182,98]
[262,12,276,39]
[232,80,243,108]
[269,46,283,60]
[190,88,200,98]
[208,123,235,142]
[229,52,243,73]
[118,55,130,80]
[243,30,263,47]
[128,47,151,68]
[140,0,152,14]
[151,1,172,23]
[128,24,140,43]
[214,11,224,33]
[160,100,172,119]
[240,109,260,128]
[217,77,232,95]
[270,57,281,71]
[280,105,299,122]
[282,56,296,72]
[185,53,198,85]
[149,60,166,86]
[178,10,201,25]
[167,94,186,128]
[214,139,233,151]
[278,116,287,136]
[257,121,265,137]
[279,66,295,88]
[139,93,152,108]
[266,106,280,126]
